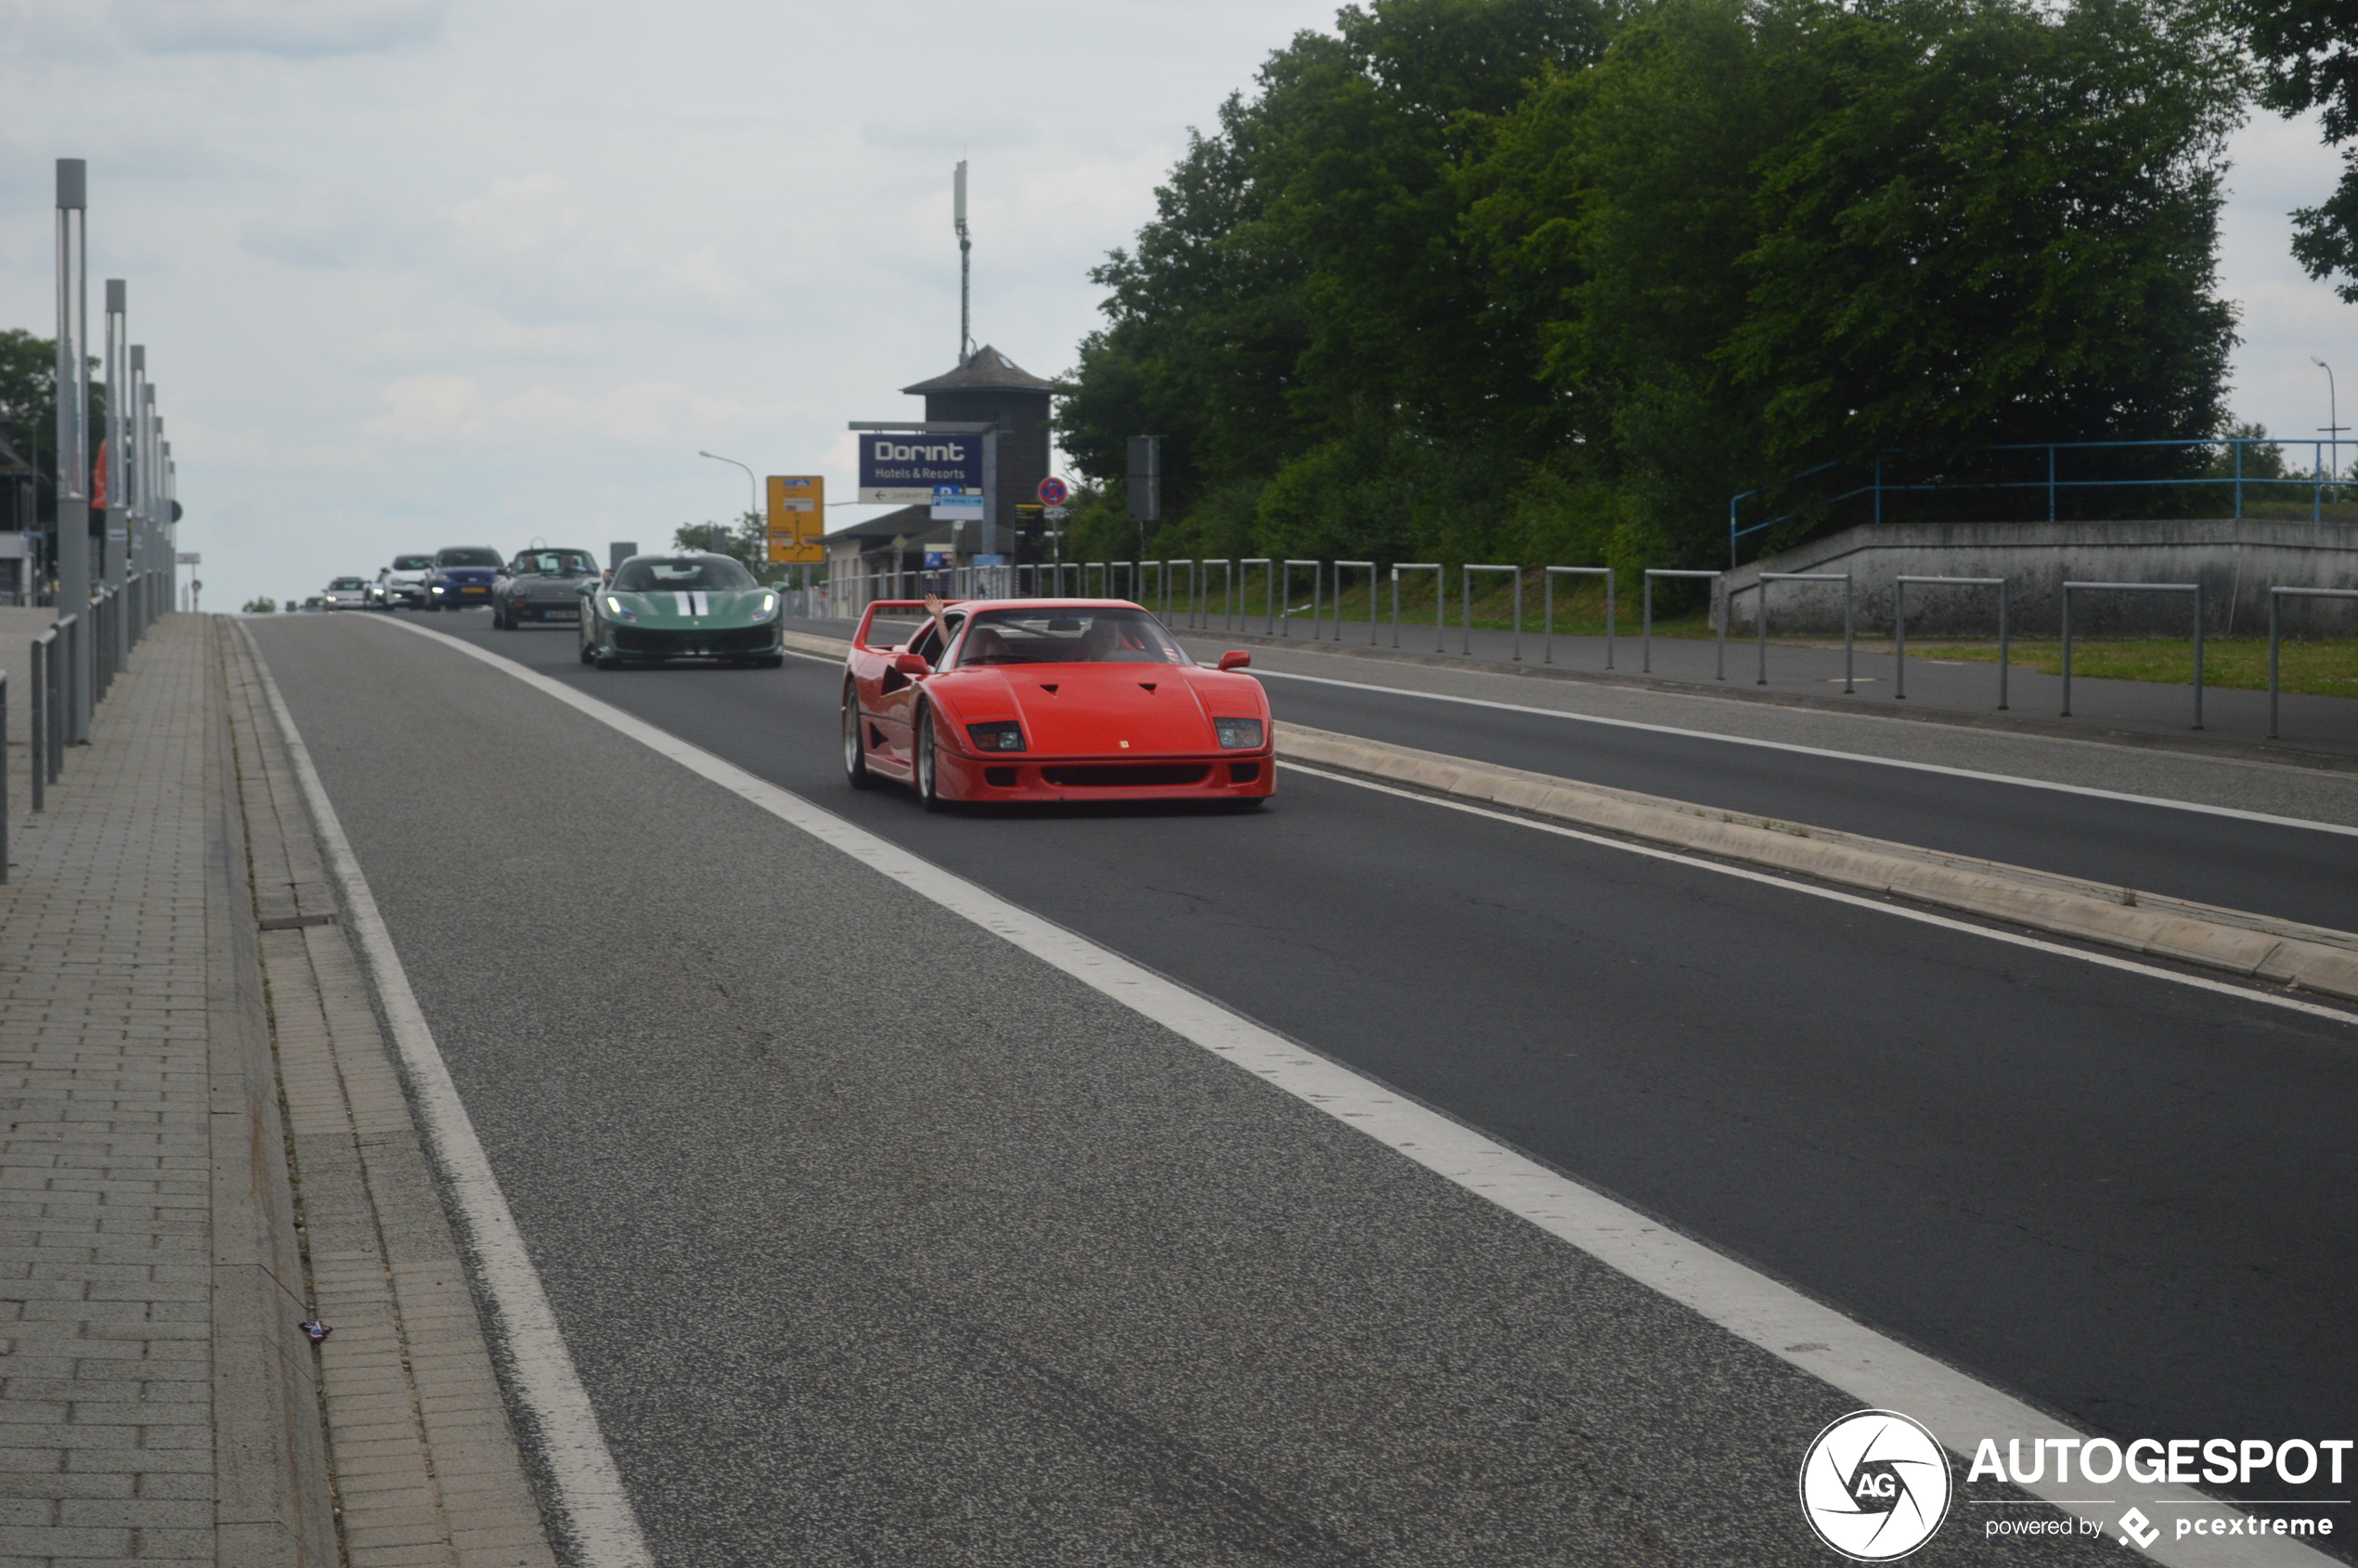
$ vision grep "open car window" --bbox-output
[953,607,1192,667]
[610,554,758,592]
[907,613,966,668]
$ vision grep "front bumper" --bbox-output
[610,624,780,658]
[932,747,1275,803]
[431,583,494,604]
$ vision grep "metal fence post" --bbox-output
[2060,581,2203,726]
[2176,582,2203,728]
[1543,566,1613,668]
[1462,564,1522,659]
[1753,572,1850,689]
[2265,587,2358,738]
[30,635,45,811]
[1640,569,1722,676]
[1280,560,1319,638]
[1393,564,1443,652]
[2061,585,2074,717]
[1331,562,1376,643]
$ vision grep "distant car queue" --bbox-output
[288,545,788,667]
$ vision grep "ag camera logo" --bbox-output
[1800,1410,1953,1561]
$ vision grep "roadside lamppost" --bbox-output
[2314,358,2347,498]
[697,449,757,534]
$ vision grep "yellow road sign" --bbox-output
[767,475,824,564]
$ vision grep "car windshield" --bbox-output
[436,548,502,567]
[391,555,434,571]
[954,606,1191,667]
[611,555,757,592]
[329,578,369,591]
[511,550,597,577]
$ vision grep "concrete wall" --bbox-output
[1719,519,2358,638]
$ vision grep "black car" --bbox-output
[494,547,601,628]
[421,547,502,611]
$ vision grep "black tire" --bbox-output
[492,603,509,628]
[842,691,872,789]
[914,706,948,811]
[578,635,596,665]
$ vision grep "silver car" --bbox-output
[373,553,434,609]
[321,577,372,611]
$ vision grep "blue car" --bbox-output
[421,547,502,611]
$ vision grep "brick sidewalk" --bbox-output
[0,616,556,1568]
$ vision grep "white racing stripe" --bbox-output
[239,626,654,1568]
[1243,665,2358,839]
[673,591,693,617]
[369,614,2331,1566]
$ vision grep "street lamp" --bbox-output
[697,449,758,529]
[2313,358,2347,492]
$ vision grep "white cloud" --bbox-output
[111,0,447,58]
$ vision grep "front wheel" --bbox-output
[578,634,596,665]
[842,692,872,789]
[914,707,949,811]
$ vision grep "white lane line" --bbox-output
[371,614,2326,1567]
[1244,665,2358,839]
[1276,762,2358,1029]
[238,626,654,1568]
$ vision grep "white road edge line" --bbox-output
[1243,664,2358,839]
[1276,761,2358,1028]
[361,616,2325,1568]
[237,625,655,1568]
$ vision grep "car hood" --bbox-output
[605,588,771,627]
[933,664,1264,756]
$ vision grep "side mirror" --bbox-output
[892,653,931,677]
[1218,651,1251,671]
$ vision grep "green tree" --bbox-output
[672,512,767,572]
[0,329,108,525]
[2235,0,2358,297]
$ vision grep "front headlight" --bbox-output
[604,596,638,621]
[966,721,1025,752]
[1213,717,1264,749]
[430,585,445,594]
[749,592,778,622]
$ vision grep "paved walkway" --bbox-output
[0,616,555,1568]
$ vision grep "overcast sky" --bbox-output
[3,0,2352,611]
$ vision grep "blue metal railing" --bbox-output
[1730,435,2351,564]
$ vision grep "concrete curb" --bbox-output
[1275,720,2358,1007]
[204,616,341,1567]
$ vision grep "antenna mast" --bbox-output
[954,161,972,365]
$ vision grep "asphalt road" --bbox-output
[252,609,2358,1562]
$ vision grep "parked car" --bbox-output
[420,547,502,611]
[493,547,601,629]
[577,552,784,668]
[321,577,372,611]
[373,553,435,609]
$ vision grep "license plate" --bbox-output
[462,587,487,594]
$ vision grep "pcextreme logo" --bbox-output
[1799,1410,1954,1562]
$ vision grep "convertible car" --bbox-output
[840,599,1274,809]
[578,551,784,667]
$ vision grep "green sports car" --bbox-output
[577,552,786,669]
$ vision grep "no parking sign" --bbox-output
[1037,476,1069,507]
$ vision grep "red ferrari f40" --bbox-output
[840,599,1276,809]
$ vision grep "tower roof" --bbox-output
[900,345,1055,396]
